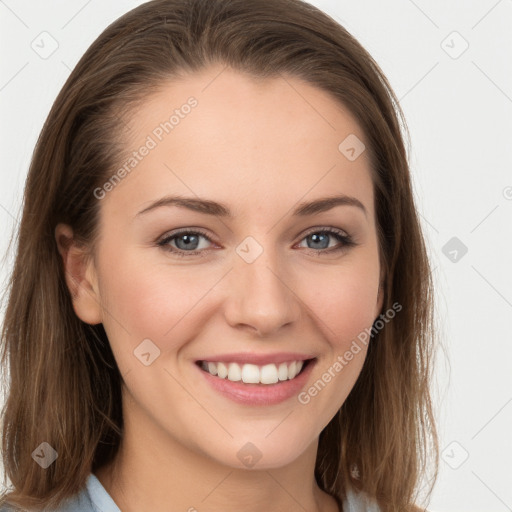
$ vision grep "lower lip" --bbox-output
[195,359,316,406]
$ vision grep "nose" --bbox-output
[223,245,301,337]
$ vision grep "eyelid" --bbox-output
[157,225,356,257]
[157,227,215,249]
[158,225,351,243]
[300,225,350,239]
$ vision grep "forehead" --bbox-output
[102,65,375,223]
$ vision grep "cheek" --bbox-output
[301,257,380,348]
[97,252,219,361]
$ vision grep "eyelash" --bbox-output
[157,227,357,258]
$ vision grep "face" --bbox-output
[58,64,383,470]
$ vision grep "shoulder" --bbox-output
[344,489,428,512]
[0,473,118,512]
[0,475,95,512]
[344,488,381,512]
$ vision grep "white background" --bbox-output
[0,1,511,511]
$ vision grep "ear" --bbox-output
[54,223,103,325]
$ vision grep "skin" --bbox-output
[55,64,384,512]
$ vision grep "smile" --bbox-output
[197,359,310,385]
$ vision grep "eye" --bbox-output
[296,227,356,254]
[157,226,357,258]
[157,229,214,257]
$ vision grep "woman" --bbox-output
[0,0,439,510]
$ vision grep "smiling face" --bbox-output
[59,64,384,471]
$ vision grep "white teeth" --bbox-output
[200,360,307,384]
[260,364,279,384]
[228,362,242,381]
[278,363,288,381]
[207,362,218,375]
[241,363,259,383]
[217,362,228,379]
[288,361,297,379]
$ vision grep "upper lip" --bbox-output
[196,352,316,366]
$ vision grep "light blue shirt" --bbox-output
[1,473,381,511]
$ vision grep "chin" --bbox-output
[201,429,316,471]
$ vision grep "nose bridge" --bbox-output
[224,237,300,335]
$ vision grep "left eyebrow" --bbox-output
[135,193,367,219]
[293,194,367,218]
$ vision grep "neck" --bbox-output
[94,396,339,512]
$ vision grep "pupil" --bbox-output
[177,234,199,250]
[310,233,328,249]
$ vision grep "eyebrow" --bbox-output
[135,193,367,219]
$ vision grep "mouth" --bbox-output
[194,357,317,406]
[195,358,314,385]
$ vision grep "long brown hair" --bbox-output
[0,0,439,510]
